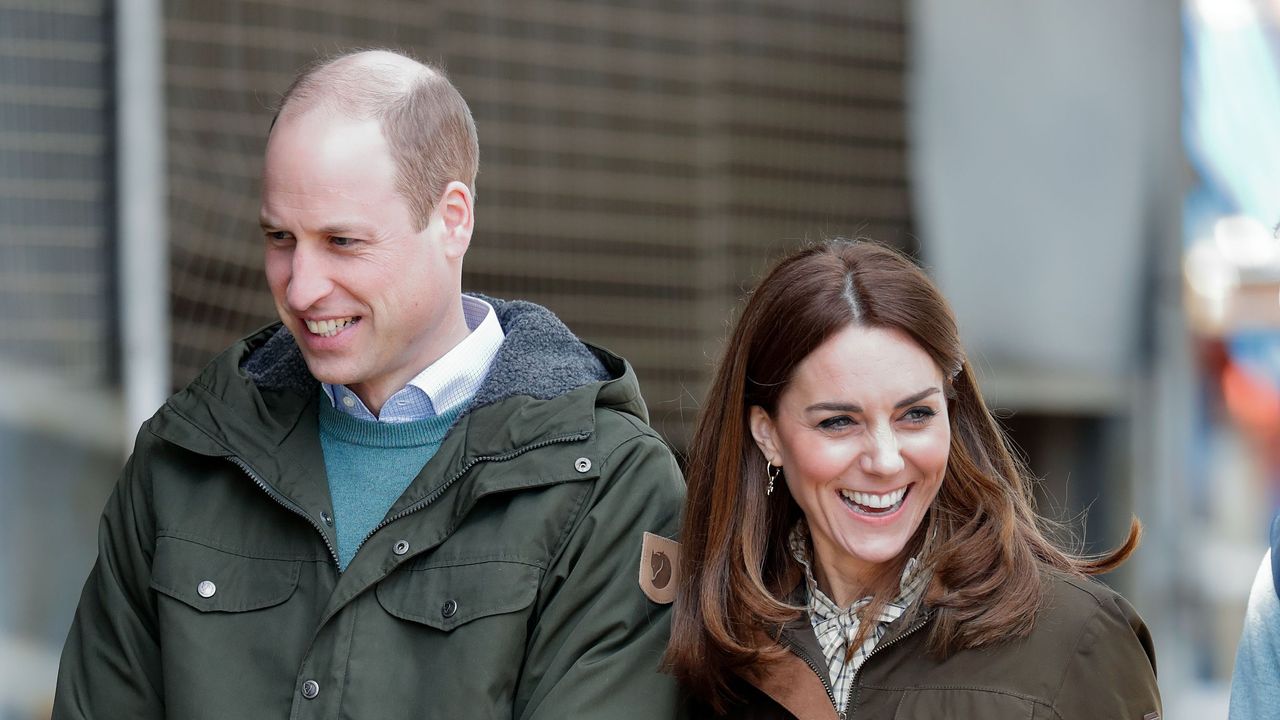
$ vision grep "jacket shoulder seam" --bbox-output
[1047,593,1106,710]
[1055,573,1116,608]
[596,406,663,443]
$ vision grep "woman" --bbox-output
[666,240,1161,719]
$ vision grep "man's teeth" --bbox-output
[305,317,356,337]
[839,486,908,510]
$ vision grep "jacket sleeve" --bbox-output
[514,430,687,720]
[52,447,164,719]
[1229,551,1280,719]
[1050,588,1162,720]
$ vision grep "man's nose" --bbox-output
[860,425,906,476]
[285,244,334,312]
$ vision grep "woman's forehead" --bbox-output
[784,325,944,405]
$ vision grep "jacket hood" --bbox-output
[151,295,647,459]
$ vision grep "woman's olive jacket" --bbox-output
[53,298,687,719]
[710,571,1162,720]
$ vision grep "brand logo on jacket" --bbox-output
[639,532,680,604]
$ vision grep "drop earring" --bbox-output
[765,461,781,496]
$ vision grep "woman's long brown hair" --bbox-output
[664,240,1140,711]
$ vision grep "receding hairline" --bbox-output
[275,49,440,124]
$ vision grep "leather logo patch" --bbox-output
[1143,713,1160,720]
[639,532,679,604]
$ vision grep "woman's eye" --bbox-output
[818,416,856,431]
[903,407,936,424]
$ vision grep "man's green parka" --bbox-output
[53,298,686,719]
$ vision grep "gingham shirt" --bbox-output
[323,295,504,422]
[788,522,929,713]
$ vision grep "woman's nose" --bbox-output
[860,426,905,476]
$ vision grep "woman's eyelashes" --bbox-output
[815,406,936,432]
[817,415,856,431]
[902,406,936,424]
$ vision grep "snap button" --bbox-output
[341,395,356,408]
[197,580,216,598]
[441,599,458,618]
[574,457,591,473]
[301,679,320,699]
[320,510,333,526]
[392,539,410,556]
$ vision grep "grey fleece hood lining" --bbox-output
[239,295,611,416]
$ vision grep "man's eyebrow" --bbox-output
[317,223,377,237]
[256,219,379,236]
[804,387,941,414]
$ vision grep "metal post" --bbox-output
[115,0,169,448]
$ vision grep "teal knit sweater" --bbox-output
[318,399,463,570]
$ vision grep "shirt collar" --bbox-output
[322,295,505,422]
[787,520,928,619]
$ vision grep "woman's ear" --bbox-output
[748,405,781,465]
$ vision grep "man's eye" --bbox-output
[265,231,292,244]
[331,236,358,248]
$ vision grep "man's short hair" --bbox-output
[275,49,479,230]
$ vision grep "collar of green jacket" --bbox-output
[147,294,643,485]
[738,582,931,719]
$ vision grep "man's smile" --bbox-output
[304,316,360,337]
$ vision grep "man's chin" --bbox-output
[297,353,359,387]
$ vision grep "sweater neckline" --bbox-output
[317,397,463,449]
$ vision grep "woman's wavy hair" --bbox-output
[665,239,1140,711]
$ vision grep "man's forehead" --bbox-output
[269,104,382,143]
[263,111,389,183]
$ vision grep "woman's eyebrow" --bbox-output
[804,387,940,414]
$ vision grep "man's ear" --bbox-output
[435,180,473,260]
[748,405,781,465]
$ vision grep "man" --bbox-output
[54,50,686,719]
[1229,517,1280,718]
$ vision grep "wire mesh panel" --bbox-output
[164,0,911,448]
[0,0,114,383]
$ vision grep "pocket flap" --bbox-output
[376,560,541,631]
[150,536,301,612]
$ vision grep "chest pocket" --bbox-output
[376,559,542,631]
[147,535,309,717]
[891,687,1040,719]
[149,535,301,612]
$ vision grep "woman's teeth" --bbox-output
[305,317,357,337]
[839,486,909,514]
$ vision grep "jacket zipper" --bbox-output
[349,431,592,559]
[783,636,844,719]
[227,455,341,567]
[846,612,931,717]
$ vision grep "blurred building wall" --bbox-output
[1,3,122,717]
[1,0,114,380]
[909,0,1207,710]
[160,0,914,447]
